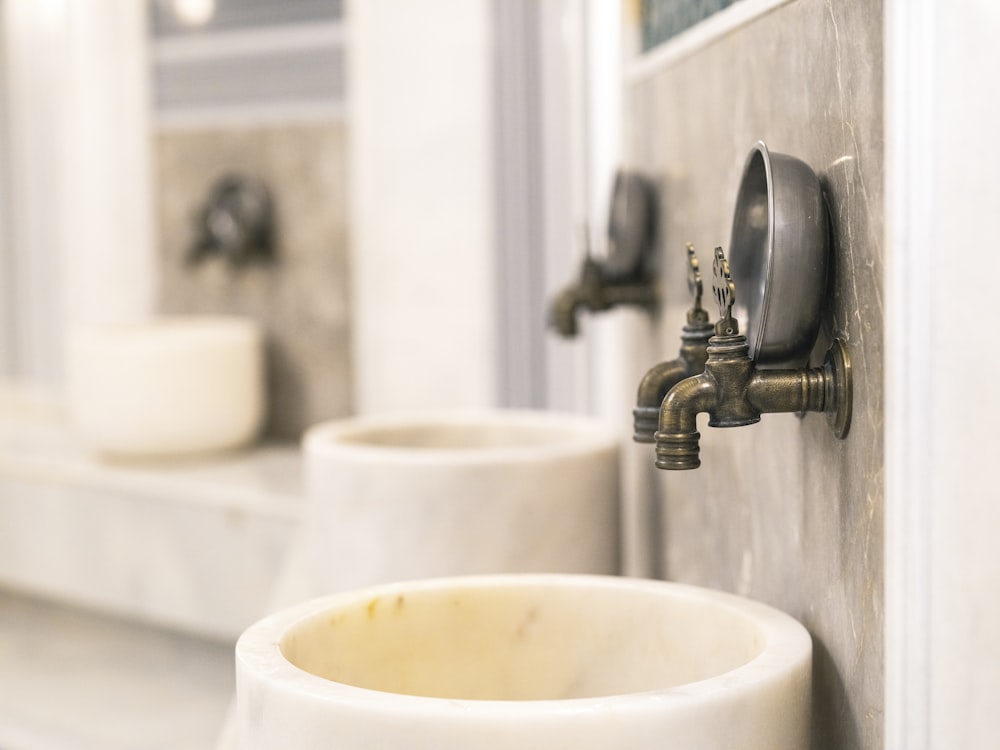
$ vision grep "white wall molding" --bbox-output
[885,2,1000,748]
[152,20,345,126]
[884,0,934,746]
[153,20,343,62]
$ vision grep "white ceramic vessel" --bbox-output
[67,316,265,458]
[236,573,812,750]
[300,410,620,593]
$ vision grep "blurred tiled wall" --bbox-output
[154,124,352,440]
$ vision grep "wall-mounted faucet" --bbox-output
[188,173,276,268]
[633,244,714,443]
[653,247,851,470]
[549,171,658,337]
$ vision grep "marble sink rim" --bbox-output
[302,410,620,465]
[236,572,813,719]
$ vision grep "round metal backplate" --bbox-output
[729,142,829,368]
[824,339,852,439]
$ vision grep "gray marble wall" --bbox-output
[625,2,883,749]
[154,124,352,440]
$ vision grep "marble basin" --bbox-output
[67,316,265,458]
[236,574,812,749]
[299,411,620,595]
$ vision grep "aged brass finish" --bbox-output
[653,247,852,470]
[188,173,275,268]
[633,244,713,443]
[550,252,659,337]
[550,171,659,338]
[823,338,852,439]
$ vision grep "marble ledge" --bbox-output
[0,413,303,518]
[0,391,305,641]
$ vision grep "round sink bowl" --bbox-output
[300,411,620,593]
[236,574,812,749]
[67,315,265,458]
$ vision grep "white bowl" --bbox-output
[300,410,620,593]
[236,574,812,749]
[67,316,265,457]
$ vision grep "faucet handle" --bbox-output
[684,243,712,326]
[686,243,703,309]
[712,246,739,335]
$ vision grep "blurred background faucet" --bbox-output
[549,170,659,337]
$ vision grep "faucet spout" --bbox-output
[654,370,718,470]
[633,315,713,442]
[549,286,584,338]
[548,254,657,339]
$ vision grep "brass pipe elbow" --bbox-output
[634,359,690,443]
[633,318,713,443]
[549,287,584,338]
[653,372,718,470]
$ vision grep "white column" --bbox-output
[347,0,498,414]
[1,0,155,385]
[2,0,72,383]
[61,0,156,331]
[885,1,1000,749]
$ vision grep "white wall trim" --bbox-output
[153,20,344,63]
[155,101,345,131]
[0,14,12,378]
[883,0,934,746]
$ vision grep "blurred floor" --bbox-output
[0,589,233,750]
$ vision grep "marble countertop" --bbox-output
[0,389,303,519]
[0,383,307,640]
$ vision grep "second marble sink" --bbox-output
[299,410,620,594]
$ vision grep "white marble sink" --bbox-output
[298,411,620,595]
[67,316,265,458]
[236,574,812,750]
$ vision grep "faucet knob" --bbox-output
[684,244,712,326]
[712,246,739,335]
[686,243,703,310]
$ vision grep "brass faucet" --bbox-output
[549,171,659,338]
[549,251,658,338]
[653,247,852,470]
[633,244,714,443]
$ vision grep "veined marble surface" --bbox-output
[0,590,233,750]
[155,123,352,441]
[236,574,812,750]
[301,411,622,596]
[0,390,303,640]
[624,1,884,749]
